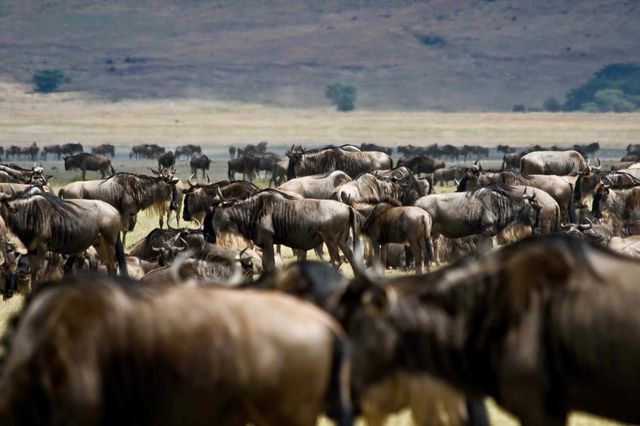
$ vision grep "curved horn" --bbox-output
[187,174,197,187]
[603,175,614,186]
[289,144,295,153]
[454,178,460,187]
[149,168,160,175]
[151,245,164,252]
[206,174,210,183]
[215,186,224,200]
[597,158,601,167]
[559,222,572,230]
[167,220,180,232]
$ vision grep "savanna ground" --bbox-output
[1,90,639,425]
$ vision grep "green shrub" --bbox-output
[325,82,357,112]
[564,63,640,111]
[512,104,526,113]
[32,69,70,93]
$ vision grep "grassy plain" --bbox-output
[1,89,638,425]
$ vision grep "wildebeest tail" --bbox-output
[116,235,128,277]
[348,207,360,254]
[501,155,507,171]
[568,183,577,223]
[422,215,434,263]
[325,334,353,426]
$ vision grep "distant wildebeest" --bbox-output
[573,142,600,158]
[157,150,176,169]
[361,143,392,156]
[204,190,359,272]
[40,144,63,160]
[91,143,115,158]
[237,141,268,157]
[432,165,467,186]
[415,183,542,252]
[592,183,640,236]
[175,144,202,160]
[0,189,127,283]
[182,178,260,224]
[64,153,114,180]
[460,145,489,162]
[362,200,433,274]
[397,156,445,177]
[286,146,392,179]
[254,153,280,180]
[190,154,211,179]
[520,150,587,176]
[501,151,528,170]
[61,142,83,157]
[278,171,352,199]
[228,146,236,158]
[339,234,640,426]
[497,144,515,154]
[0,277,352,426]
[457,168,575,223]
[270,157,289,186]
[59,172,180,246]
[129,143,165,159]
[228,156,256,181]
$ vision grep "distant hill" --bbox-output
[0,0,639,110]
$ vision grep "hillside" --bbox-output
[0,0,639,110]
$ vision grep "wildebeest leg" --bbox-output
[293,248,307,261]
[325,241,342,267]
[408,239,424,275]
[314,244,325,262]
[380,243,389,274]
[81,168,86,181]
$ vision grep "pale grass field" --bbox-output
[0,81,637,425]
[1,80,640,148]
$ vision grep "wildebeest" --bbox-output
[228,156,256,181]
[40,144,63,160]
[59,172,180,246]
[183,179,260,223]
[574,168,640,207]
[204,190,359,272]
[129,143,165,159]
[0,216,19,298]
[175,144,202,159]
[397,156,445,177]
[270,157,289,187]
[64,153,114,180]
[334,170,423,206]
[572,142,600,158]
[361,143,392,156]
[190,154,211,179]
[457,168,575,222]
[254,153,280,180]
[278,171,352,199]
[433,165,468,186]
[91,143,115,158]
[157,150,175,169]
[0,276,352,426]
[0,163,49,186]
[361,200,433,274]
[415,183,542,251]
[0,189,127,283]
[592,183,640,236]
[286,147,392,179]
[61,142,83,156]
[501,151,528,171]
[520,150,587,176]
[339,234,640,426]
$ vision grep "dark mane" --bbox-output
[466,182,520,201]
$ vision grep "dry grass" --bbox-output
[1,81,640,148]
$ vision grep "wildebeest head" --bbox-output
[591,183,610,219]
[182,176,224,221]
[521,189,543,234]
[285,145,304,179]
[149,167,180,210]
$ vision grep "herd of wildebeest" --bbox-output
[1,139,640,425]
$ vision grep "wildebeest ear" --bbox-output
[362,286,397,317]
[285,151,292,158]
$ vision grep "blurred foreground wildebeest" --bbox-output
[520,150,587,176]
[59,172,180,246]
[286,146,392,179]
[0,189,126,284]
[0,276,352,426]
[64,153,114,180]
[204,189,359,272]
[190,154,211,179]
[338,234,640,426]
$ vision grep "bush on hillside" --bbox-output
[32,69,70,93]
[543,97,562,112]
[325,82,357,111]
[564,63,640,112]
